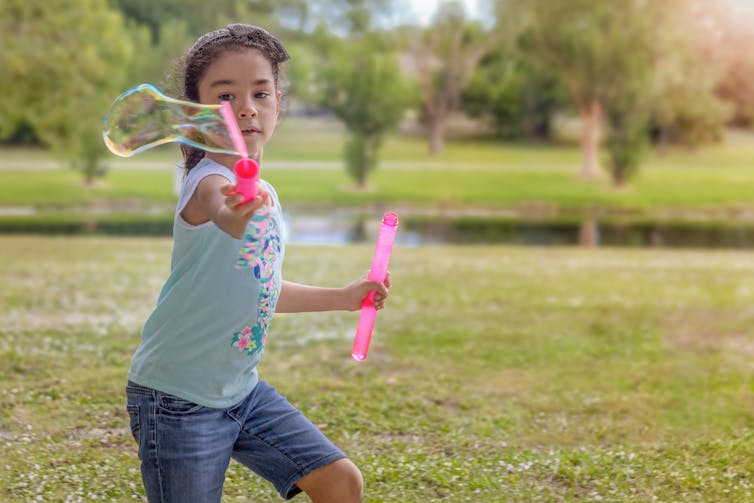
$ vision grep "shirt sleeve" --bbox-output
[175,160,234,229]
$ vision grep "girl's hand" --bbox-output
[220,184,270,218]
[343,271,392,311]
[185,175,269,238]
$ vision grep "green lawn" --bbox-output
[2,160,754,213]
[1,236,753,501]
[1,120,754,220]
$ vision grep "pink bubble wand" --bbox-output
[352,212,399,361]
[220,101,269,270]
[219,101,258,203]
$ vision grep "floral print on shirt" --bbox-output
[231,206,282,357]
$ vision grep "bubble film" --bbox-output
[103,84,238,157]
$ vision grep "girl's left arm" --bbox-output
[275,273,391,314]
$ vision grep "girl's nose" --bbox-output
[238,97,257,118]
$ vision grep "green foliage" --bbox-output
[320,39,415,186]
[593,1,655,185]
[604,97,649,186]
[463,44,565,140]
[506,0,664,184]
[502,0,749,182]
[113,0,186,42]
[115,0,304,40]
[411,3,489,153]
[126,19,193,94]
[0,0,134,182]
[649,1,733,146]
[283,40,322,107]
[509,0,616,102]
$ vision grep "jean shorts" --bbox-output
[125,380,346,502]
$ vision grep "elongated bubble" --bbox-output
[102,83,239,157]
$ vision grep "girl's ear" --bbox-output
[275,90,283,117]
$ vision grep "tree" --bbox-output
[408,1,488,154]
[0,0,133,183]
[649,0,733,149]
[504,0,601,178]
[595,3,656,187]
[129,19,194,94]
[113,0,186,42]
[504,0,737,185]
[320,38,415,187]
[462,38,566,141]
[298,1,414,187]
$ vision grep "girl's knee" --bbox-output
[339,459,363,497]
[298,458,363,502]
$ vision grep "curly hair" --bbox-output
[177,24,290,173]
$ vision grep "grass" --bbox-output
[2,119,754,220]
[2,162,754,213]
[2,236,754,501]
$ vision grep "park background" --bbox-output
[2,0,754,501]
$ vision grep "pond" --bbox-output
[286,212,754,249]
[3,208,754,249]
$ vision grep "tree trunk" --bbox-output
[612,169,627,189]
[579,100,603,179]
[578,217,599,247]
[356,169,367,189]
[658,128,669,157]
[428,115,445,155]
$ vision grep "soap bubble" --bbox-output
[102,83,238,157]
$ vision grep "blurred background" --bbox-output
[1,0,754,247]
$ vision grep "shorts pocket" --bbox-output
[157,394,204,415]
[126,404,140,443]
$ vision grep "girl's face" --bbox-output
[198,48,281,163]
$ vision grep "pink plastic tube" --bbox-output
[219,101,258,203]
[233,158,259,203]
[352,212,399,361]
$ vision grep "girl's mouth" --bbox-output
[242,128,259,136]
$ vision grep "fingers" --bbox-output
[363,271,391,291]
[368,273,391,310]
[224,188,269,215]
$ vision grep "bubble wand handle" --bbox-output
[352,212,399,361]
[219,101,258,203]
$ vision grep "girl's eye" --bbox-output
[219,93,234,101]
[255,92,270,99]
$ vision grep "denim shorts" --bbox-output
[125,380,346,502]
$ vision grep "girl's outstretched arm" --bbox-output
[276,273,391,314]
[181,174,268,238]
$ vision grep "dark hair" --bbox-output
[178,24,290,173]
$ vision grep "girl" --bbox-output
[126,24,389,503]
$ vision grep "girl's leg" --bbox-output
[230,380,359,500]
[294,458,363,503]
[126,382,238,503]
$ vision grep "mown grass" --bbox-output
[2,120,754,218]
[2,162,754,213]
[2,236,754,501]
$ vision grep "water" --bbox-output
[4,209,754,249]
[284,213,754,249]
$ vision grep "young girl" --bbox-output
[126,24,389,503]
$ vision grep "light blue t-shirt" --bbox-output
[128,158,285,408]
